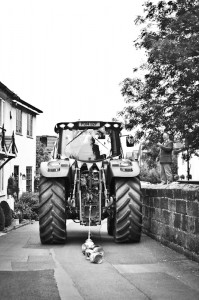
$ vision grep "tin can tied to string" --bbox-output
[81,205,104,264]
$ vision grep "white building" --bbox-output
[177,151,199,182]
[0,82,42,209]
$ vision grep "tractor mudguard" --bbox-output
[40,160,70,178]
[109,159,140,178]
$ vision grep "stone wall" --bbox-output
[141,183,199,262]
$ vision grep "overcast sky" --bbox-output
[0,0,146,135]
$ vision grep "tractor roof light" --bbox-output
[67,123,74,128]
[113,123,119,128]
[59,124,66,129]
[105,123,111,128]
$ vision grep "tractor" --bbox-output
[38,121,142,244]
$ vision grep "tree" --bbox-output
[119,0,199,152]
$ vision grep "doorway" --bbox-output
[14,165,19,200]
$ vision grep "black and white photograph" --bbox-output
[0,0,198,299]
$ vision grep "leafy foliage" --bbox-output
[119,0,199,151]
[7,176,18,196]
[36,142,50,172]
[140,161,161,183]
[14,192,39,220]
[0,201,12,227]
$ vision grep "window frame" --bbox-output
[16,108,22,135]
[26,166,32,192]
[27,113,33,137]
[0,98,5,127]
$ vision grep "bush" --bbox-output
[0,205,5,231]
[13,208,23,223]
[7,176,18,196]
[140,161,161,184]
[0,201,12,227]
[15,192,39,220]
[172,153,178,180]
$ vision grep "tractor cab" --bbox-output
[54,121,123,161]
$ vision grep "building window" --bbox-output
[14,165,19,200]
[16,108,22,134]
[0,98,5,127]
[26,167,32,192]
[27,114,33,137]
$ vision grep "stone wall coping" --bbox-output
[141,182,199,191]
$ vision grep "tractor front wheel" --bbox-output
[39,176,67,244]
[114,177,142,243]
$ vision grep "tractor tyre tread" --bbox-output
[39,176,67,244]
[114,177,142,243]
[107,216,114,236]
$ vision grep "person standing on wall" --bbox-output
[157,132,173,184]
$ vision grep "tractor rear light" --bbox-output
[47,161,61,171]
[120,167,133,172]
[120,159,133,172]
[120,159,132,167]
[48,161,60,167]
[48,168,60,172]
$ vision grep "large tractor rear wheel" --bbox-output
[107,215,114,236]
[114,177,142,243]
[39,176,67,244]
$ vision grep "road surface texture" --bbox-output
[0,220,199,300]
